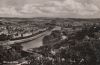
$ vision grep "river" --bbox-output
[22,34,45,51]
[21,26,61,51]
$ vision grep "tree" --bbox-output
[43,35,51,45]
[51,30,61,38]
[0,34,8,41]
[0,45,22,63]
[11,44,23,52]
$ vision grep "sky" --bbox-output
[0,0,100,18]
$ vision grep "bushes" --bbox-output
[0,44,24,64]
[43,30,62,45]
[0,46,22,62]
[27,38,98,65]
[0,34,8,41]
[37,26,100,65]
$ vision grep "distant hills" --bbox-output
[0,17,100,23]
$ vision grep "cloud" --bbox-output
[0,6,21,16]
[21,0,99,16]
[21,4,42,14]
[0,0,99,17]
[77,3,99,15]
[48,0,100,15]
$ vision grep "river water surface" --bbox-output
[21,26,61,51]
